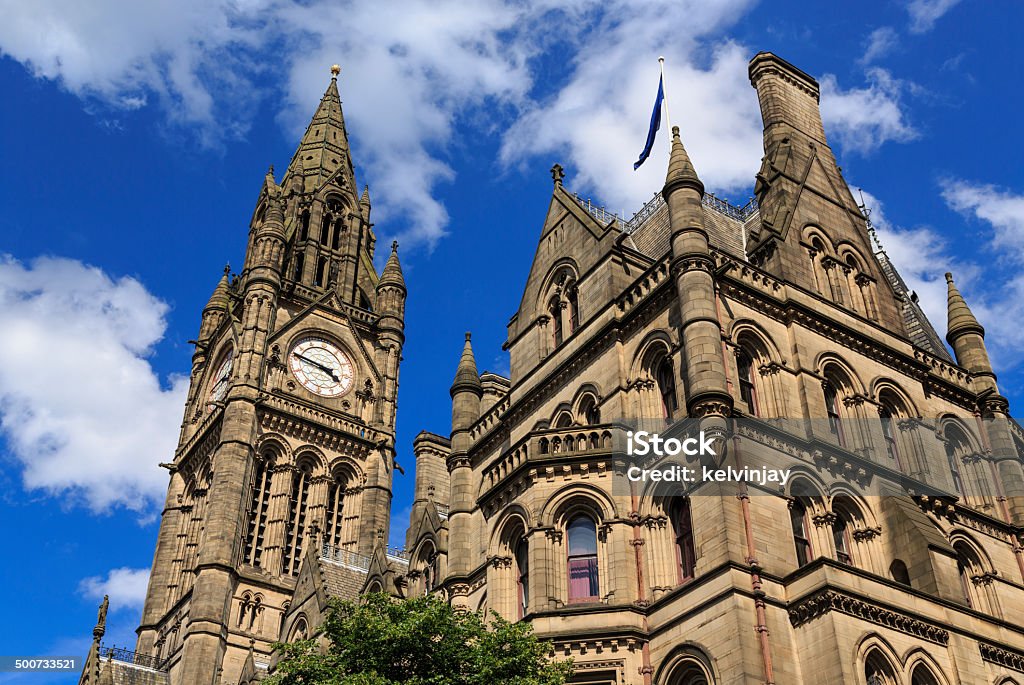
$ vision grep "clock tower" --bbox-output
[130,66,406,685]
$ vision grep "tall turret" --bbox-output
[945,272,1024,522]
[945,272,995,388]
[662,127,732,423]
[447,333,482,595]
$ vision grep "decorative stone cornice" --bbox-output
[980,642,1024,673]
[788,589,949,645]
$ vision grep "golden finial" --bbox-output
[330,64,341,78]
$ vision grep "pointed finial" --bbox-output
[223,263,231,276]
[663,125,704,198]
[550,163,565,187]
[267,164,274,176]
[946,270,984,342]
[330,64,341,78]
[391,240,399,252]
[465,331,471,341]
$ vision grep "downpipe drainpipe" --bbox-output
[716,284,776,685]
[632,477,654,685]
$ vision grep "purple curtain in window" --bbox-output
[568,555,599,600]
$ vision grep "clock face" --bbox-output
[207,350,233,410]
[289,337,354,397]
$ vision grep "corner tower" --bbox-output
[121,67,405,685]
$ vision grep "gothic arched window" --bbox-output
[657,357,678,420]
[315,256,328,287]
[549,296,563,347]
[319,214,331,243]
[879,405,900,468]
[944,425,971,496]
[832,510,852,565]
[790,499,812,567]
[579,395,601,426]
[568,286,579,333]
[299,210,310,242]
[325,475,346,550]
[823,381,846,447]
[737,349,758,417]
[244,457,274,567]
[864,650,898,685]
[515,537,529,619]
[292,252,305,282]
[283,463,312,576]
[910,664,941,685]
[331,218,343,250]
[671,499,696,581]
[567,515,599,602]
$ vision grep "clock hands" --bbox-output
[295,353,341,382]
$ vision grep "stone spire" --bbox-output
[206,266,231,311]
[945,272,984,342]
[378,241,405,290]
[198,266,232,341]
[663,126,704,198]
[360,185,372,221]
[286,65,355,194]
[450,333,482,398]
[944,272,995,384]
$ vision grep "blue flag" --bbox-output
[633,75,664,170]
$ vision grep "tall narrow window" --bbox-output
[550,297,563,347]
[331,218,343,250]
[567,515,599,602]
[672,499,696,581]
[314,257,329,287]
[879,407,901,469]
[657,358,678,420]
[325,478,345,549]
[515,538,529,619]
[954,543,978,608]
[737,350,758,416]
[283,464,311,576]
[299,211,310,241]
[319,214,331,243]
[567,287,579,333]
[791,501,811,567]
[945,437,965,495]
[293,252,305,281]
[824,382,846,447]
[244,459,274,567]
[832,512,852,565]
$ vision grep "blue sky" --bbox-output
[1,0,1023,680]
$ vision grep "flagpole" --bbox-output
[659,56,671,148]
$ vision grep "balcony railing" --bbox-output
[98,645,168,672]
[571,189,758,235]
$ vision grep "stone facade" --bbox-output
[81,53,1024,685]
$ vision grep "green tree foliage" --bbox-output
[266,593,573,685]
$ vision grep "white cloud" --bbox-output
[79,567,151,611]
[500,4,763,214]
[0,256,187,513]
[941,179,1024,261]
[0,0,264,143]
[0,0,919,249]
[907,0,962,33]
[819,68,917,155]
[859,27,899,65]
